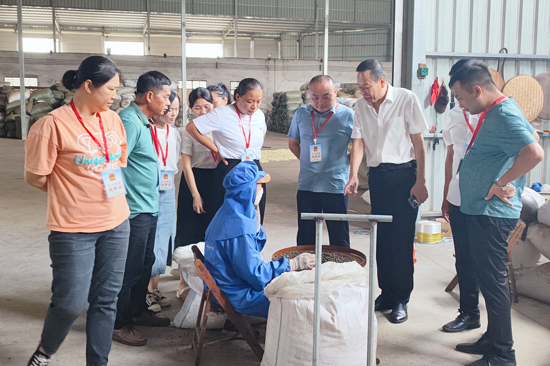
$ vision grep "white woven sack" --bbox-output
[511,237,542,269]
[516,263,550,305]
[7,89,30,103]
[537,200,550,226]
[262,262,376,366]
[526,223,550,261]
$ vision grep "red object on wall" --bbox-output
[430,77,440,106]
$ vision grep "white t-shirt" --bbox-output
[351,84,428,167]
[442,106,480,206]
[154,124,181,173]
[180,129,218,169]
[192,104,267,160]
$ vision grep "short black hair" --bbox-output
[234,78,263,100]
[188,87,213,108]
[136,71,171,95]
[449,59,475,77]
[448,61,495,90]
[207,83,232,103]
[309,75,334,86]
[168,91,179,104]
[62,56,121,91]
[356,59,385,81]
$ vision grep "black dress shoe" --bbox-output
[456,334,492,355]
[390,303,408,323]
[442,312,481,333]
[374,295,392,311]
[465,353,516,366]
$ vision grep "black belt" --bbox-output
[225,158,260,164]
[370,160,416,172]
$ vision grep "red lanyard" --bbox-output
[462,109,474,133]
[149,122,169,167]
[234,104,252,150]
[465,95,506,154]
[70,99,110,163]
[310,105,337,144]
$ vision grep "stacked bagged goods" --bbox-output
[267,82,358,134]
[268,90,304,134]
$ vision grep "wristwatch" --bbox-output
[494,180,511,191]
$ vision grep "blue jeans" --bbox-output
[115,213,158,329]
[151,189,176,277]
[41,220,129,366]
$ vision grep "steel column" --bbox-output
[17,0,27,139]
[323,0,329,74]
[181,0,187,121]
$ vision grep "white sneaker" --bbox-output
[152,288,171,307]
[146,292,161,313]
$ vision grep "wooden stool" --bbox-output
[445,222,526,304]
[191,245,264,366]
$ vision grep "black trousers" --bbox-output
[296,190,350,247]
[115,213,158,329]
[174,167,218,248]
[369,163,417,305]
[213,159,266,225]
[448,203,480,316]
[465,214,517,358]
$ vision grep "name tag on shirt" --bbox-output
[101,168,127,199]
[159,170,174,191]
[241,153,254,162]
[310,143,322,162]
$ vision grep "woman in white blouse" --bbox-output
[185,78,268,223]
[175,88,218,249]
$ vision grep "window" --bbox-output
[4,77,38,87]
[177,80,207,90]
[186,43,223,58]
[230,81,240,95]
[22,38,58,53]
[105,41,144,56]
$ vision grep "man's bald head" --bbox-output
[308,75,337,113]
[309,75,335,89]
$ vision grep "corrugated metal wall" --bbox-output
[301,29,391,61]
[420,0,550,211]
[2,0,391,21]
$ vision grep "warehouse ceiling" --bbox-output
[0,4,391,38]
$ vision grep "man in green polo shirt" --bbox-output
[113,71,172,346]
[449,61,543,366]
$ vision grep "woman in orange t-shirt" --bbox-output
[24,56,130,366]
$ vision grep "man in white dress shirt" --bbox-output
[345,59,428,324]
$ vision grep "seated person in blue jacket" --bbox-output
[204,161,316,318]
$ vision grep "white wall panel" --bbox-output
[420,0,550,211]
[62,33,103,54]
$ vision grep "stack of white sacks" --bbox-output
[513,188,550,305]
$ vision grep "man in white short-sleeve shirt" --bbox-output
[440,59,482,335]
[345,59,428,324]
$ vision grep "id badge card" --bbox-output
[310,143,322,162]
[159,170,174,191]
[101,168,127,199]
[241,153,254,162]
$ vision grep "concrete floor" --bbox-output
[1,131,550,366]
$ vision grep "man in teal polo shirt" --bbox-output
[449,61,543,366]
[113,71,172,346]
[288,75,354,247]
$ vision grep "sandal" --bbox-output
[176,286,191,299]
